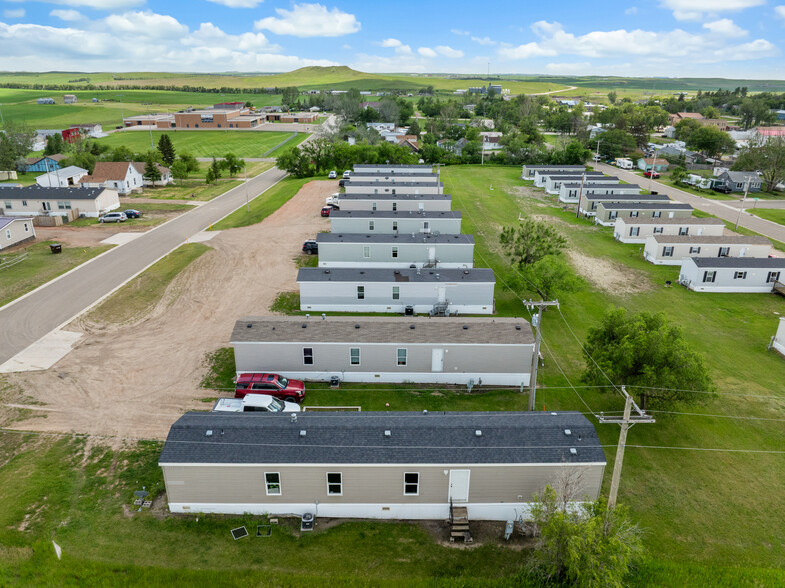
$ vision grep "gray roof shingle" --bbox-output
[297,267,494,283]
[330,210,461,219]
[1,185,107,201]
[690,257,785,268]
[316,233,474,244]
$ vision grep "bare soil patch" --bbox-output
[34,226,120,248]
[565,250,653,296]
[6,181,333,443]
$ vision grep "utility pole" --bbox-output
[523,299,560,410]
[734,175,752,231]
[648,152,657,193]
[600,386,655,510]
[575,172,586,219]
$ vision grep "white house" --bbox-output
[347,172,440,184]
[0,216,35,250]
[558,181,633,204]
[679,257,785,293]
[332,194,452,213]
[521,164,585,179]
[298,267,495,315]
[79,162,144,195]
[613,217,726,244]
[344,181,443,195]
[353,164,433,175]
[0,186,120,218]
[329,210,462,235]
[131,162,173,187]
[643,235,771,265]
[35,166,87,188]
[542,173,606,194]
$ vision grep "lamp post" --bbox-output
[734,175,752,231]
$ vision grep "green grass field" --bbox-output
[95,130,297,158]
[0,240,112,307]
[749,208,785,225]
[210,175,311,230]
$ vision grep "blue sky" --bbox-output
[1,0,784,78]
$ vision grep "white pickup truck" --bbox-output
[212,395,301,413]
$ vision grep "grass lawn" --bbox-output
[660,179,737,200]
[0,241,112,307]
[129,179,243,202]
[265,132,309,158]
[210,176,311,230]
[67,202,192,227]
[0,173,38,187]
[748,208,785,226]
[96,130,301,158]
[86,243,210,325]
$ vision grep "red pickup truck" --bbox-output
[235,373,306,403]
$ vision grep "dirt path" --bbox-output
[4,181,332,443]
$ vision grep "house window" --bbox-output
[4,229,10,240]
[363,246,370,259]
[369,221,375,231]
[423,221,430,230]
[718,247,730,257]
[662,246,674,257]
[678,227,689,236]
[392,202,397,211]
[303,347,314,365]
[350,348,360,365]
[4,202,10,210]
[265,472,281,495]
[57,201,71,210]
[703,271,716,283]
[767,271,780,283]
[326,472,342,495]
[609,211,618,220]
[653,227,663,234]
[397,348,407,366]
[21,200,27,207]
[372,202,377,211]
[392,286,400,300]
[23,223,29,232]
[630,211,639,218]
[357,286,365,300]
[734,271,747,279]
[404,472,420,495]
[391,246,398,258]
[652,211,662,218]
[629,227,640,237]
[392,221,398,231]
[689,246,701,254]
[42,202,51,211]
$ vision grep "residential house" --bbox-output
[159,410,605,520]
[35,166,87,188]
[354,164,433,175]
[346,172,439,184]
[69,123,105,138]
[0,216,35,250]
[643,235,771,265]
[297,267,494,314]
[679,257,785,293]
[1,186,120,218]
[521,164,585,179]
[613,217,725,244]
[366,122,398,133]
[332,194,452,213]
[470,119,495,130]
[18,155,65,174]
[669,112,704,125]
[232,316,533,387]
[663,125,677,139]
[131,162,173,187]
[579,193,671,218]
[542,172,606,194]
[36,98,55,105]
[344,181,443,195]
[716,171,762,192]
[329,210,462,235]
[596,202,693,223]
[587,125,607,139]
[558,180,633,204]
[436,138,469,156]
[63,94,77,104]
[637,158,670,172]
[479,132,503,150]
[79,162,144,195]
[315,233,474,269]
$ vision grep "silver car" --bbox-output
[99,212,127,223]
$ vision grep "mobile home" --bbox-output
[521,164,585,179]
[595,202,693,223]
[613,217,725,244]
[331,194,452,213]
[643,235,771,265]
[344,181,443,195]
[558,181,636,204]
[679,257,785,293]
[329,210,462,235]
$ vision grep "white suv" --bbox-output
[99,212,127,223]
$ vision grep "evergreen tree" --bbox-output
[43,133,65,156]
[210,157,222,181]
[143,153,162,185]
[157,134,176,166]
[205,167,216,184]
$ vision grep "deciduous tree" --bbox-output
[222,153,243,177]
[733,136,785,192]
[500,219,567,267]
[170,159,188,184]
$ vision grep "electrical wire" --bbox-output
[539,336,598,418]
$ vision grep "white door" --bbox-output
[668,212,674,218]
[740,247,747,257]
[448,470,470,502]
[431,348,444,372]
[428,247,436,263]
[437,287,446,302]
[418,202,424,212]
[697,228,703,236]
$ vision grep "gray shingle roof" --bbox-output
[0,216,31,230]
[1,186,107,200]
[526,165,586,170]
[354,164,432,170]
[231,316,533,345]
[541,173,605,180]
[349,172,439,179]
[616,217,724,225]
[561,182,625,188]
[651,235,770,245]
[690,257,785,268]
[722,171,761,184]
[297,267,494,283]
[330,210,461,219]
[597,202,692,210]
[585,194,670,201]
[346,181,443,187]
[158,411,605,466]
[316,233,474,244]
[337,194,450,201]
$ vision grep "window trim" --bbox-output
[326,472,343,496]
[363,245,370,259]
[350,347,360,366]
[357,286,365,300]
[265,472,282,495]
[662,246,674,257]
[703,271,716,283]
[392,286,400,300]
[369,220,375,231]
[303,347,314,365]
[689,246,701,254]
[734,271,747,279]
[391,246,398,258]
[403,472,420,496]
[397,348,407,366]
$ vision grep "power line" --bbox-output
[626,445,785,455]
[647,410,785,423]
[539,337,598,417]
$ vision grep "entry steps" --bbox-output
[450,506,472,543]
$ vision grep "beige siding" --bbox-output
[0,218,35,250]
[163,463,605,505]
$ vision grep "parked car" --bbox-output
[123,209,141,218]
[99,212,127,223]
[235,373,306,403]
[302,240,318,254]
[325,202,340,210]
[713,184,733,194]
[213,394,301,413]
[342,170,351,179]
[643,171,661,179]
[338,179,346,188]
[321,206,332,217]
[328,170,337,179]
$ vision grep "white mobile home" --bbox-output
[521,164,585,179]
[35,166,87,188]
[614,217,725,244]
[298,267,495,314]
[771,317,785,356]
[558,181,635,203]
[159,410,606,521]
[232,316,533,386]
[596,202,693,223]
[329,210,462,235]
[541,173,606,193]
[0,216,35,250]
[581,193,672,221]
[331,194,452,213]
[679,257,785,292]
[344,181,443,195]
[353,164,433,175]
[316,233,474,269]
[643,235,771,265]
[0,186,120,218]
[347,172,440,184]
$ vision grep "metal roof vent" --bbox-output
[324,269,330,274]
[246,323,252,329]
[355,323,360,329]
[436,273,440,280]
[570,448,578,455]
[463,325,468,330]
[300,430,307,437]
[464,270,469,274]
[475,430,482,437]
[410,324,415,329]
[515,325,521,330]
[205,430,213,437]
[290,414,298,423]
[384,430,391,437]
[394,270,400,274]
[564,429,572,436]
[423,409,428,415]
[301,323,307,328]
[321,313,326,320]
[551,412,558,416]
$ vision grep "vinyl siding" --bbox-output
[330,217,462,235]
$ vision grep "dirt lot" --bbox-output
[35,225,126,248]
[4,181,333,443]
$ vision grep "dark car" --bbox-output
[123,209,141,218]
[713,185,733,194]
[302,240,318,254]
[325,202,340,210]
[321,206,332,217]
[338,179,346,188]
[234,372,306,403]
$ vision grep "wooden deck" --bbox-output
[773,281,785,297]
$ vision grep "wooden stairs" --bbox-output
[450,505,472,543]
[773,281,785,298]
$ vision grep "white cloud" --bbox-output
[206,0,263,7]
[3,9,25,18]
[50,9,83,21]
[35,0,143,8]
[378,38,411,55]
[625,7,638,15]
[703,18,747,37]
[471,36,496,46]
[775,5,785,19]
[451,29,470,36]
[417,47,437,58]
[659,0,765,20]
[254,3,360,37]
[380,38,402,48]
[545,62,593,74]
[186,22,279,52]
[435,45,463,58]
[351,53,428,73]
[498,41,557,60]
[105,10,188,39]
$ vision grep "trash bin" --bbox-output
[49,243,62,254]
[404,306,414,316]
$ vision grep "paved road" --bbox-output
[0,167,288,365]
[594,163,785,242]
